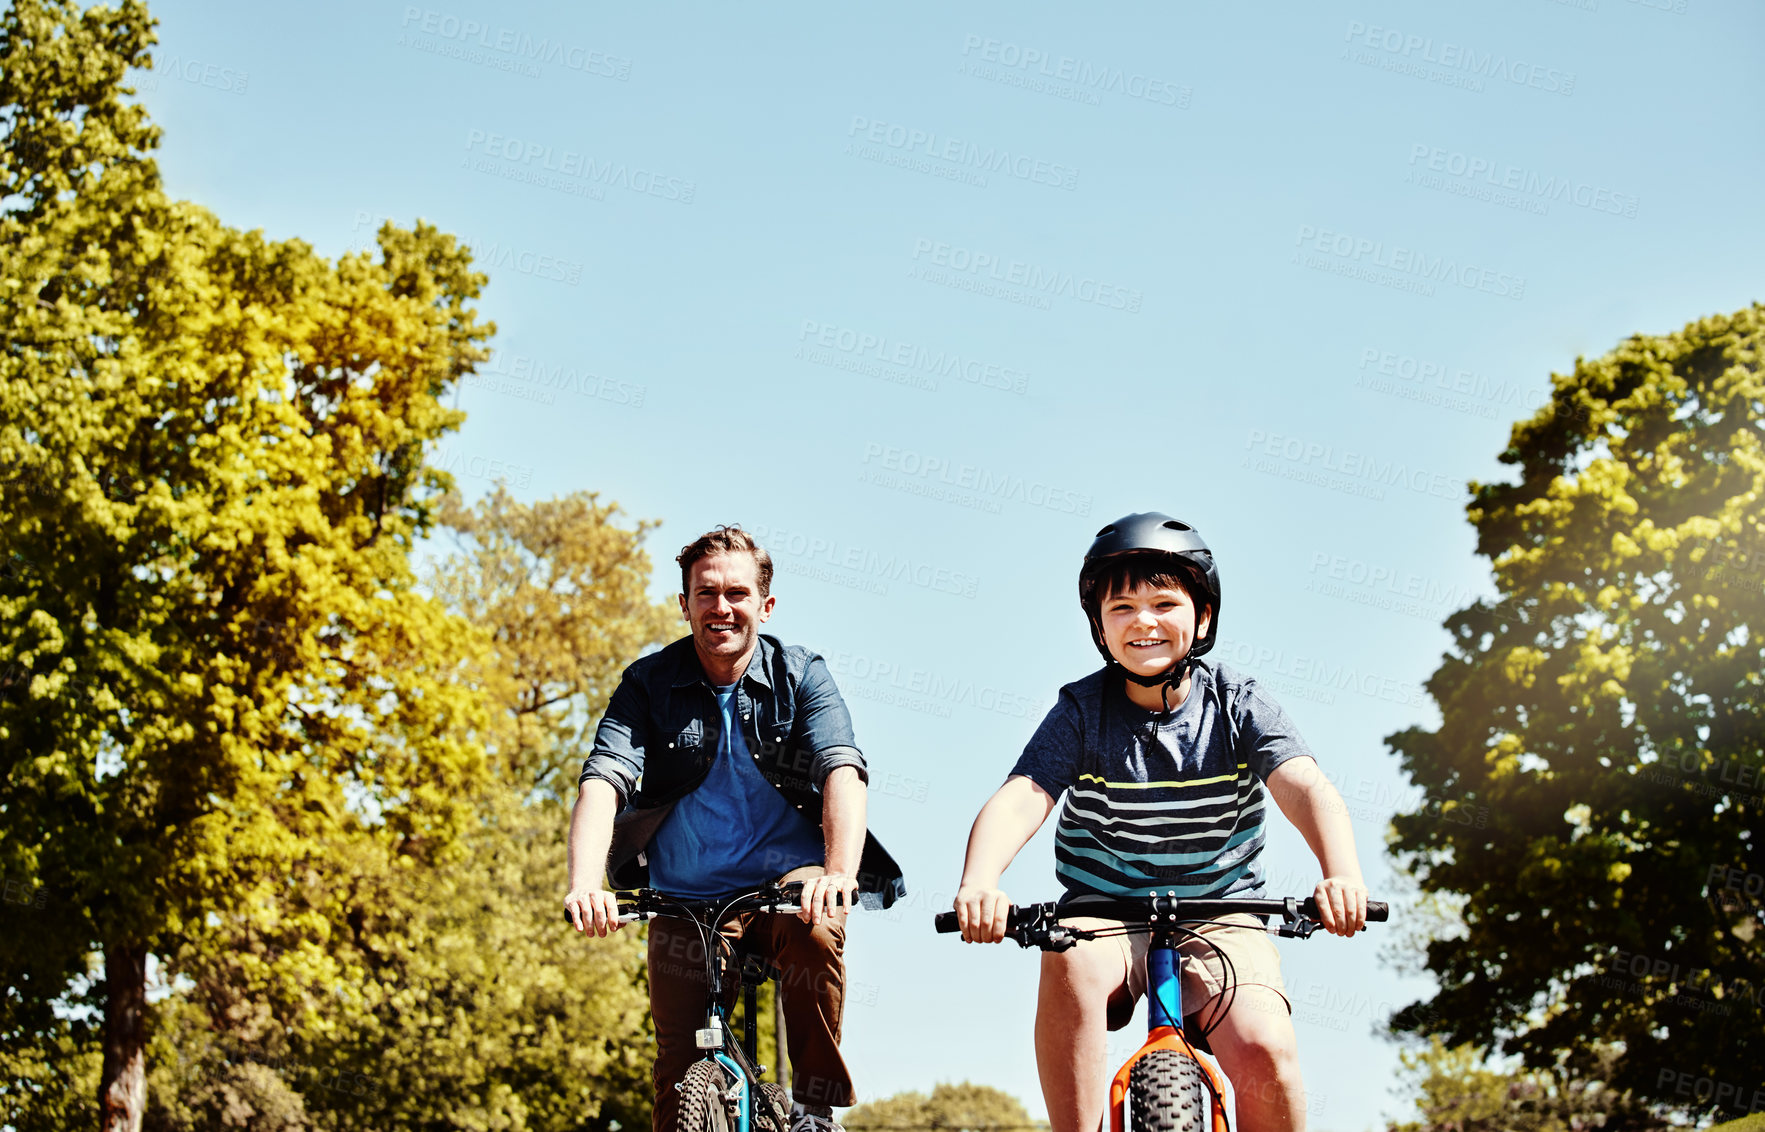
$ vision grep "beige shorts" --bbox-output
[1062,912,1290,1031]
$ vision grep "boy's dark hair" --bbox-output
[1080,553,1212,623]
[677,525,774,598]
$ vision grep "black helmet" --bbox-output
[1078,513,1221,688]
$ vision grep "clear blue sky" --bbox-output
[133,1,1764,1128]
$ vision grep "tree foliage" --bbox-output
[844,1082,1044,1132]
[140,488,679,1132]
[424,486,681,795]
[1388,305,1765,1121]
[1386,1040,1667,1132]
[1,0,514,1125]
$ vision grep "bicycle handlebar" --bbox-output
[932,895,1388,939]
[564,882,842,928]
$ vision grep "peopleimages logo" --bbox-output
[909,238,1143,313]
[476,349,646,408]
[399,8,631,79]
[347,212,583,286]
[1293,225,1525,300]
[1213,639,1430,709]
[823,649,1043,721]
[429,444,533,489]
[1407,144,1639,218]
[796,320,1029,396]
[1342,21,1575,95]
[139,55,249,94]
[958,34,1190,107]
[1244,429,1463,502]
[846,116,1079,191]
[743,522,981,599]
[463,129,696,203]
[861,442,1093,517]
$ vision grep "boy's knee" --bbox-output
[1207,989,1298,1067]
[1241,1031,1298,1072]
[1220,1022,1301,1085]
[1040,943,1127,1002]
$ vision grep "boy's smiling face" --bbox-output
[1098,579,1212,678]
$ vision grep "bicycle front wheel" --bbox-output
[754,1082,792,1132]
[1127,1050,1210,1132]
[675,1060,735,1132]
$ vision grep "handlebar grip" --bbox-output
[935,906,1028,934]
[565,907,648,925]
[1297,898,1389,922]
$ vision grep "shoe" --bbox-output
[788,1107,844,1132]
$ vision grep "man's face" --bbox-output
[679,552,775,670]
[1098,580,1212,678]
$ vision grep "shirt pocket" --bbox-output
[668,717,705,752]
[760,700,793,751]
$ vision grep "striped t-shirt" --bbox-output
[1009,661,1314,899]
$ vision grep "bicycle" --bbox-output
[935,892,1388,1132]
[569,880,838,1132]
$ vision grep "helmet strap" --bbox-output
[1110,654,1194,717]
[1089,615,1194,712]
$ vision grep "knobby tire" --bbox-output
[755,1082,793,1132]
[675,1060,735,1132]
[1127,1049,1210,1132]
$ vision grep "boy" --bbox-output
[953,513,1367,1132]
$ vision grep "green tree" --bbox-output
[844,1082,1044,1132]
[1387,304,1765,1121]
[1,2,497,1128]
[139,488,680,1132]
[1387,1039,1667,1132]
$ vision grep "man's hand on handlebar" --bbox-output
[798,872,859,925]
[954,883,1013,943]
[565,889,623,936]
[1311,875,1369,938]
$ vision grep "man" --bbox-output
[567,525,904,1132]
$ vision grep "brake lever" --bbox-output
[1013,906,1091,952]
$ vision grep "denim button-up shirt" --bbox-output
[581,633,906,908]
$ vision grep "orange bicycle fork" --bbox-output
[1107,937,1230,1132]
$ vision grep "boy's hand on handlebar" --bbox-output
[565,889,623,936]
[954,884,1012,943]
[799,873,859,925]
[1312,876,1368,937]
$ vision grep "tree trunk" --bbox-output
[98,943,148,1132]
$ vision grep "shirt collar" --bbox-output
[668,633,776,692]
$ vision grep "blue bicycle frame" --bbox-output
[1108,929,1231,1132]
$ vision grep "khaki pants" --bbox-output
[1061,912,1290,1031]
[646,869,853,1131]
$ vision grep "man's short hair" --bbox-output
[677,525,774,598]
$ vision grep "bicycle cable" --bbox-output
[1069,919,1247,1043]
[1078,920,1237,1116]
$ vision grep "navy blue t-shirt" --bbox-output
[1010,661,1315,898]
[648,683,825,898]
